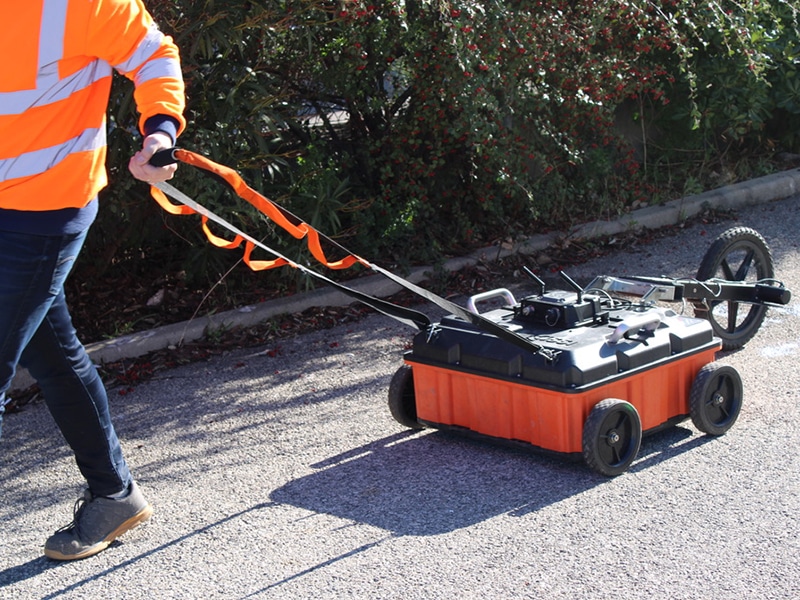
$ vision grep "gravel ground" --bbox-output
[0,195,798,600]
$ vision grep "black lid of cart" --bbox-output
[406,301,717,391]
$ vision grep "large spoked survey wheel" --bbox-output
[689,362,743,436]
[582,399,642,476]
[694,227,774,350]
[387,365,424,429]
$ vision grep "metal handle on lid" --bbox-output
[606,312,661,344]
[466,288,517,315]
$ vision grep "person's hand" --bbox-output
[128,132,177,183]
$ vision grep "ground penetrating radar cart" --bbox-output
[147,151,791,477]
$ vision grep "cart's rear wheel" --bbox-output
[388,364,423,429]
[582,399,642,476]
[689,362,743,436]
[694,227,774,350]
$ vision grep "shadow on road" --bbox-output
[0,502,279,596]
[270,424,712,536]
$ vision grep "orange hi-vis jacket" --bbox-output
[0,0,186,211]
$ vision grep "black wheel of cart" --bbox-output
[689,362,743,436]
[582,399,642,476]
[388,364,423,429]
[694,227,774,350]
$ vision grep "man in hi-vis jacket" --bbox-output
[0,0,185,560]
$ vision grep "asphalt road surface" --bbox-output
[1,195,798,599]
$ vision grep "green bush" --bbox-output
[650,0,799,146]
[81,0,800,292]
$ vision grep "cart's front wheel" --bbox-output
[387,365,423,429]
[694,227,774,350]
[582,399,642,476]
[689,363,743,436]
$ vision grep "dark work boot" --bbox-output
[43,481,153,560]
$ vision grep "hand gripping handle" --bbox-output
[149,148,179,167]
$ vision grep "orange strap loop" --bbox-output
[150,149,360,272]
[150,185,194,216]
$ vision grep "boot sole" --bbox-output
[44,503,154,561]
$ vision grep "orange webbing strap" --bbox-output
[149,149,361,272]
[147,149,555,353]
[150,186,288,271]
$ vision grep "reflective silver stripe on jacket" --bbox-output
[114,23,163,74]
[0,61,112,116]
[0,127,106,181]
[113,23,182,86]
[133,56,183,87]
[38,0,67,67]
[0,0,69,116]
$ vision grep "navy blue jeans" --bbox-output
[0,229,131,497]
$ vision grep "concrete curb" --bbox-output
[10,167,800,391]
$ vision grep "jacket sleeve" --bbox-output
[85,0,186,138]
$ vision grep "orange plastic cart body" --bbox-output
[404,306,720,456]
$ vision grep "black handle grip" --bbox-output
[756,284,791,305]
[149,148,179,167]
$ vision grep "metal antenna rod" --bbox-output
[559,271,584,303]
[523,266,546,295]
